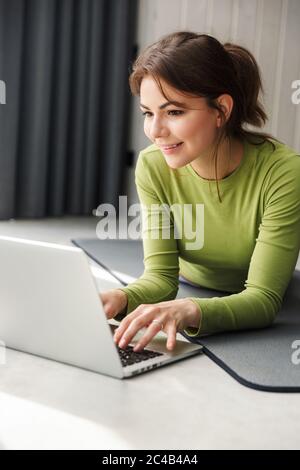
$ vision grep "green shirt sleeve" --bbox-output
[116,151,179,320]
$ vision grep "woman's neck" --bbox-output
[190,137,244,181]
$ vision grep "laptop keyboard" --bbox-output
[117,344,163,367]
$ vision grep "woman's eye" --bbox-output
[168,110,184,116]
[142,110,184,117]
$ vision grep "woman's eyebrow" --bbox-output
[140,100,186,110]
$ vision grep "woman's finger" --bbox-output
[165,322,177,351]
[113,307,145,343]
[115,308,161,349]
[113,307,146,344]
[118,318,161,350]
[132,320,166,352]
[133,320,177,352]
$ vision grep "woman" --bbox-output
[100,31,300,353]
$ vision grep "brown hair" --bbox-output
[129,31,280,202]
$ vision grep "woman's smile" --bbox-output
[159,142,184,153]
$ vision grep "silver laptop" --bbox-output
[0,236,203,379]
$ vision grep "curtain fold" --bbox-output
[0,0,137,219]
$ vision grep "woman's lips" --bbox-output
[161,142,183,154]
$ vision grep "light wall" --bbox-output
[126,0,300,204]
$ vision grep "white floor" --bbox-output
[0,216,300,450]
[0,216,99,246]
[0,215,135,293]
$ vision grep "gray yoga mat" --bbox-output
[72,238,300,392]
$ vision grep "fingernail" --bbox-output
[119,339,126,348]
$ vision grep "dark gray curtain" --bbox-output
[0,0,137,219]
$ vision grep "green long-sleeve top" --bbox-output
[118,137,300,338]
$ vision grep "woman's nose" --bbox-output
[149,117,169,140]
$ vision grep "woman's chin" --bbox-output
[164,157,189,169]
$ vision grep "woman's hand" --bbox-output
[99,289,128,320]
[113,298,201,352]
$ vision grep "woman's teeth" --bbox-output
[164,143,182,149]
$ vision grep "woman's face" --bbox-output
[139,75,220,169]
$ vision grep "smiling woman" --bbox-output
[138,75,243,176]
[100,31,300,353]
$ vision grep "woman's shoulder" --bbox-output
[248,137,300,183]
[255,137,300,167]
[135,143,172,181]
[252,138,300,202]
[138,143,167,166]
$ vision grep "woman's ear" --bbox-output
[216,94,234,127]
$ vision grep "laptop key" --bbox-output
[117,344,163,367]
